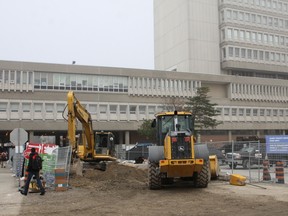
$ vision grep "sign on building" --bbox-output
[265,135,288,154]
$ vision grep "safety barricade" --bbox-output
[262,160,271,181]
[275,161,285,184]
[54,168,69,191]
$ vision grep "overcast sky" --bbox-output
[0,0,154,69]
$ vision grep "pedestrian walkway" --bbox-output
[0,166,23,216]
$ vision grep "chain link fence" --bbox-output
[204,140,288,184]
[115,144,152,162]
[112,140,288,184]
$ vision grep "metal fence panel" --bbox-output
[53,146,72,190]
[204,141,288,184]
[11,146,72,190]
[115,144,151,161]
[13,153,25,178]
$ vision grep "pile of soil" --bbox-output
[69,162,148,191]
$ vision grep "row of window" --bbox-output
[35,73,129,92]
[221,8,288,30]
[4,103,142,115]
[1,70,200,97]
[0,101,166,116]
[221,27,288,48]
[0,70,33,84]
[230,71,288,80]
[0,102,66,113]
[221,0,288,13]
[0,70,129,92]
[1,101,287,121]
[222,46,288,64]
[219,107,288,117]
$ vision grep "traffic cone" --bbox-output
[262,159,271,181]
[275,161,285,184]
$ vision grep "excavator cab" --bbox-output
[95,131,115,156]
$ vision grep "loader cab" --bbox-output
[152,111,194,146]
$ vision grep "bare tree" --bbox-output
[161,97,186,111]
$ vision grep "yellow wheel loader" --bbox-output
[148,111,219,189]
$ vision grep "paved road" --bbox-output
[0,166,23,216]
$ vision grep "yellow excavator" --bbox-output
[65,91,116,170]
[148,111,219,189]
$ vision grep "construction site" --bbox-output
[1,1,288,215]
[2,110,288,216]
[1,94,288,215]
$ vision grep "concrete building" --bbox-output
[154,0,288,79]
[154,0,221,74]
[0,0,288,145]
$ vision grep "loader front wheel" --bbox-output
[195,161,210,188]
[148,161,162,190]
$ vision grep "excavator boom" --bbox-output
[66,91,116,163]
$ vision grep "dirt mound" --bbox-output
[69,162,148,191]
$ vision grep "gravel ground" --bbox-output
[3,162,288,216]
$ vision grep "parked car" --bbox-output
[225,144,264,169]
[219,143,244,155]
[125,143,154,163]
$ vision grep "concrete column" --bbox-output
[29,131,34,142]
[228,130,232,142]
[119,132,124,144]
[125,131,130,145]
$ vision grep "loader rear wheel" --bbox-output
[195,161,210,188]
[148,161,162,190]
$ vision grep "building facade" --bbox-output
[0,60,287,145]
[220,0,288,78]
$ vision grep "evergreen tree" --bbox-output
[186,87,222,131]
